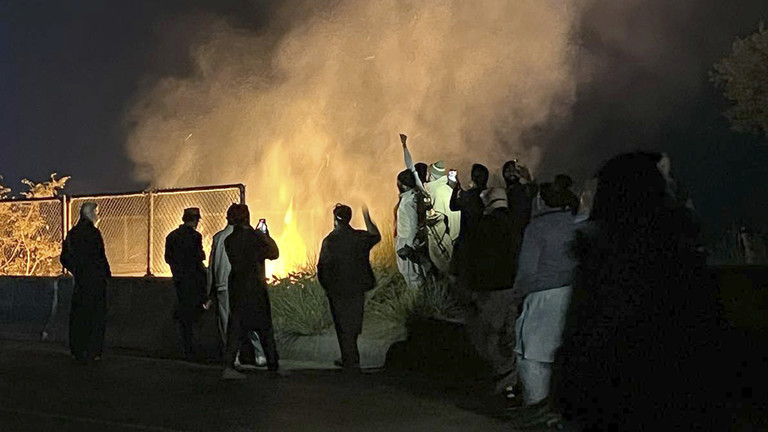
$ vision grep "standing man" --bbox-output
[61,202,111,363]
[449,163,489,277]
[207,204,267,367]
[317,204,381,372]
[395,169,425,290]
[223,205,280,379]
[165,207,207,361]
[425,159,461,274]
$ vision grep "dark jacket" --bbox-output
[61,219,111,283]
[450,186,485,241]
[165,224,207,303]
[317,224,381,296]
[224,225,279,308]
[552,209,725,430]
[505,181,536,235]
[460,208,518,291]
[165,225,206,280]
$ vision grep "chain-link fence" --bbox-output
[70,193,149,276]
[0,198,65,276]
[0,184,244,277]
[151,187,242,276]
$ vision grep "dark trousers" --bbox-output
[328,294,364,369]
[174,278,204,357]
[176,300,199,357]
[69,280,106,361]
[225,301,278,371]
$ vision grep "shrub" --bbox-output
[268,227,467,339]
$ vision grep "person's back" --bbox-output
[209,225,234,290]
[450,164,489,241]
[318,225,380,294]
[552,152,724,430]
[60,202,110,363]
[464,207,517,291]
[220,204,280,376]
[317,204,381,371]
[62,218,110,282]
[426,169,461,242]
[225,224,279,303]
[165,224,206,281]
[514,209,580,296]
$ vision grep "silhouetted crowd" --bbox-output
[60,136,727,430]
[392,136,725,430]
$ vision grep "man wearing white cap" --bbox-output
[425,160,461,274]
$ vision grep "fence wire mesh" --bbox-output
[0,184,243,277]
[151,187,242,276]
[70,194,149,277]
[0,198,63,276]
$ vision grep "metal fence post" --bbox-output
[146,191,154,277]
[238,184,246,205]
[61,195,68,275]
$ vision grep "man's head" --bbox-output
[226,203,238,225]
[80,202,99,224]
[502,160,518,184]
[333,203,352,228]
[414,163,429,185]
[231,204,250,226]
[397,169,416,193]
[471,164,489,189]
[182,207,202,229]
[429,160,446,181]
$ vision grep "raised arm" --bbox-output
[256,231,280,261]
[400,134,427,195]
[362,206,382,248]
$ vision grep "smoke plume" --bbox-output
[125,0,582,274]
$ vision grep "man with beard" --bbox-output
[165,207,208,361]
[61,202,111,364]
[222,205,280,379]
[317,204,381,372]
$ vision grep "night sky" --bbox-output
[3,0,768,237]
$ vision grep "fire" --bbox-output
[126,1,578,280]
[265,197,309,278]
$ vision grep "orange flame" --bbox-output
[265,197,309,278]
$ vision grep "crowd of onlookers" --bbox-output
[392,136,725,430]
[60,135,727,430]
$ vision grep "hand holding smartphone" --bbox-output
[256,218,268,233]
[448,169,457,182]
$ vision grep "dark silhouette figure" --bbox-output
[449,163,489,276]
[61,202,111,363]
[223,204,280,378]
[460,188,520,395]
[554,174,579,213]
[503,160,536,239]
[164,207,207,359]
[317,204,381,371]
[512,182,581,405]
[414,162,429,186]
[552,152,725,431]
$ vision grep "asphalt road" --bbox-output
[0,340,514,432]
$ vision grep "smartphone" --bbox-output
[256,218,267,233]
[448,169,457,182]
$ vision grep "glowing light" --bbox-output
[265,197,309,278]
